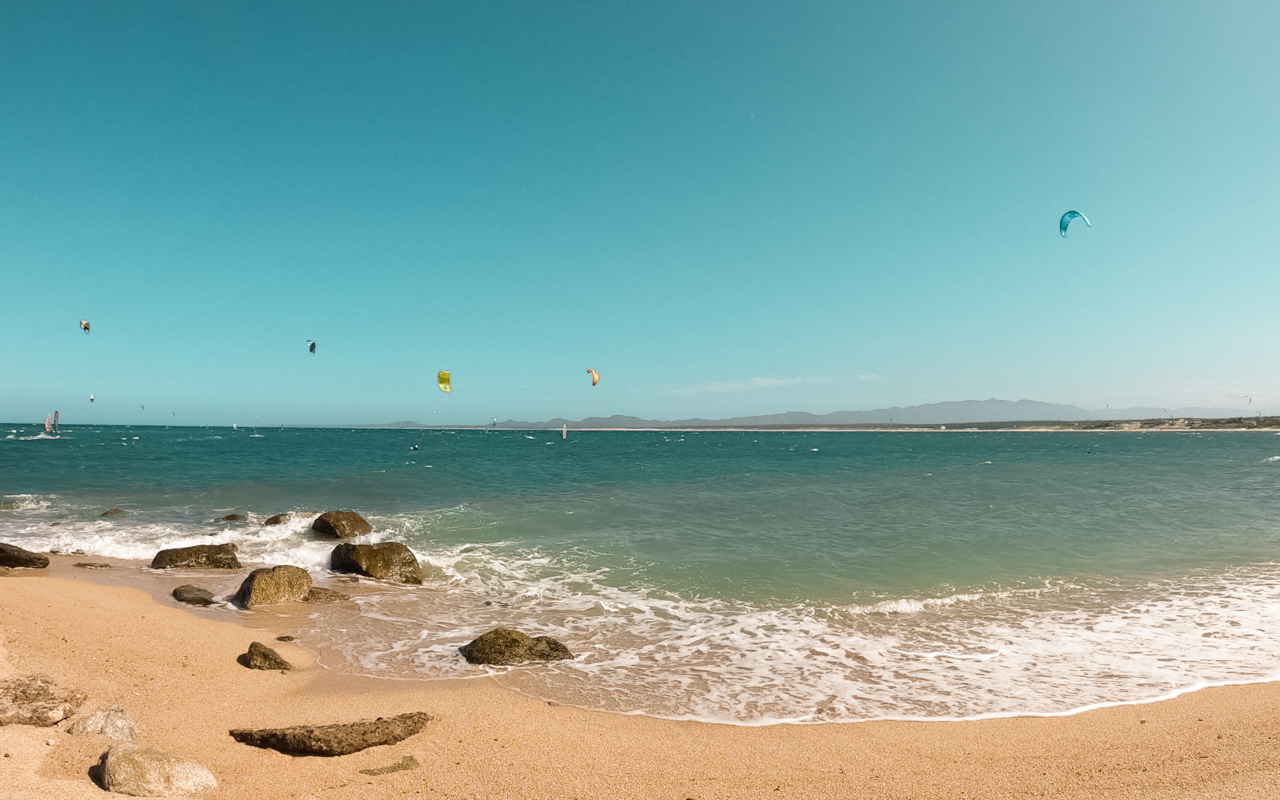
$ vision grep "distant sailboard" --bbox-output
[307,340,316,354]
[1059,210,1091,238]
[561,424,567,439]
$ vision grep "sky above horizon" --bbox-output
[4,2,1279,426]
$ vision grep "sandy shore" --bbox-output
[2,569,1279,799]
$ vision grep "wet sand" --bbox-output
[2,566,1278,799]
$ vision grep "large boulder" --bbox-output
[229,712,433,756]
[330,542,422,584]
[311,511,372,539]
[458,628,574,666]
[68,708,139,741]
[0,542,49,569]
[98,743,217,796]
[0,675,87,727]
[172,585,215,606]
[232,565,312,609]
[150,543,241,570]
[240,642,293,671]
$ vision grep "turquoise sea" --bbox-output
[3,425,1280,724]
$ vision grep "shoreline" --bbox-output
[3,569,1280,797]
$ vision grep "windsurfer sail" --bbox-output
[53,411,59,434]
[44,415,52,434]
[561,424,567,439]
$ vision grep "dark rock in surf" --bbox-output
[0,675,86,727]
[74,562,112,569]
[0,543,49,569]
[330,542,422,584]
[100,509,124,517]
[217,513,246,522]
[303,586,348,604]
[232,565,312,608]
[311,511,372,539]
[229,712,433,756]
[172,585,215,606]
[240,641,293,671]
[458,628,573,666]
[150,543,241,570]
[263,514,289,526]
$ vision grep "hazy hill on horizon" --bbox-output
[372,398,1253,429]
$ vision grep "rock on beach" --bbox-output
[240,641,293,671]
[0,675,87,727]
[172,585,215,606]
[98,743,217,796]
[0,542,50,569]
[68,707,138,741]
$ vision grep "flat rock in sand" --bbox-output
[172,584,215,606]
[229,712,433,756]
[458,628,574,666]
[68,707,139,740]
[0,675,87,727]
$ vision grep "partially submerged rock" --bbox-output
[100,508,124,517]
[458,628,573,666]
[311,510,372,539]
[217,513,246,522]
[0,675,87,727]
[229,712,432,756]
[232,565,312,608]
[98,743,217,796]
[240,641,293,671]
[330,542,422,584]
[0,542,49,569]
[150,543,241,570]
[304,586,348,604]
[172,585,215,606]
[68,708,138,741]
[74,562,112,569]
[264,511,316,526]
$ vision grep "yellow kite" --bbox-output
[438,371,451,393]
[587,369,599,387]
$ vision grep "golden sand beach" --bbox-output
[2,564,1278,799]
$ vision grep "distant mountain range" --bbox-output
[373,399,1257,429]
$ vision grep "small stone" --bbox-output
[68,708,138,741]
[74,562,112,569]
[241,642,293,671]
[276,635,296,642]
[172,585,216,606]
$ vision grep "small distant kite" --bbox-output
[438,371,451,393]
[307,340,316,354]
[1060,210,1091,238]
[587,369,599,387]
[79,320,90,333]
[89,394,95,403]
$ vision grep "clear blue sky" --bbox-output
[3,2,1278,426]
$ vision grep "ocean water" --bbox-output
[3,424,1280,724]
